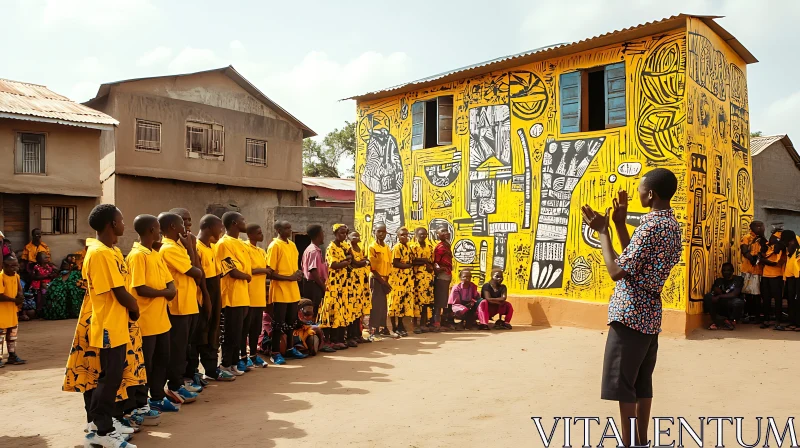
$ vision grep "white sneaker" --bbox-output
[84,430,136,448]
[230,365,245,376]
[112,418,135,435]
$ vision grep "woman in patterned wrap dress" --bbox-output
[387,227,414,336]
[317,224,352,350]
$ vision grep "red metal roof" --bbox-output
[0,78,118,130]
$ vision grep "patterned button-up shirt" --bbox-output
[607,209,682,334]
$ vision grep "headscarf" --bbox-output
[332,223,347,232]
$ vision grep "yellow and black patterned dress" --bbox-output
[409,241,434,318]
[347,244,371,318]
[318,242,350,329]
[63,298,146,401]
[388,243,414,317]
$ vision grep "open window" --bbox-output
[559,62,626,134]
[186,121,225,160]
[411,95,453,150]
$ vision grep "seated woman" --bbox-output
[292,298,335,355]
[448,269,479,330]
[479,269,513,330]
[703,262,744,331]
[42,254,87,320]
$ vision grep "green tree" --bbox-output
[750,130,763,137]
[302,121,356,178]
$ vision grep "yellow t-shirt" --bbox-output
[0,272,20,329]
[247,243,268,307]
[22,241,50,263]
[215,235,251,308]
[368,241,392,278]
[784,249,799,279]
[762,246,786,279]
[740,232,764,275]
[126,242,174,336]
[196,240,217,279]
[83,238,129,349]
[160,237,199,316]
[266,238,301,304]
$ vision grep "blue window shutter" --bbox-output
[411,101,425,150]
[604,62,626,127]
[560,72,581,134]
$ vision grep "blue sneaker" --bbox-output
[132,406,161,426]
[183,378,203,393]
[270,353,286,365]
[149,397,180,413]
[285,348,308,359]
[194,372,209,387]
[236,359,249,373]
[245,357,255,371]
[176,386,198,403]
[252,355,269,368]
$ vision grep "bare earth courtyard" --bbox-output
[0,320,797,448]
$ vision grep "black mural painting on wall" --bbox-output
[360,111,404,243]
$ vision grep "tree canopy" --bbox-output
[303,121,356,178]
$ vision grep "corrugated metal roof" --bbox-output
[0,78,118,130]
[345,14,757,102]
[86,66,316,138]
[302,177,355,191]
[750,134,800,169]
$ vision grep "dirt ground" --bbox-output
[0,319,798,448]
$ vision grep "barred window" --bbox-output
[135,119,161,152]
[186,121,224,159]
[15,132,46,174]
[40,205,76,235]
[245,138,267,167]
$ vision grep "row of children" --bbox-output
[737,221,800,330]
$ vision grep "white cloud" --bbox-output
[167,47,225,74]
[42,0,159,30]
[759,90,800,137]
[137,47,172,67]
[259,51,413,138]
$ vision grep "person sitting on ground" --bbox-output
[478,269,513,330]
[30,251,58,314]
[43,255,87,321]
[449,268,479,330]
[292,298,334,355]
[703,262,744,331]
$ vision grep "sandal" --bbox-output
[775,325,787,331]
[707,324,718,331]
[503,322,513,330]
[478,324,491,331]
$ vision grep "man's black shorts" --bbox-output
[601,321,659,403]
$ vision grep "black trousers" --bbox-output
[167,313,197,391]
[786,277,799,326]
[241,307,264,359]
[761,277,785,320]
[115,385,147,416]
[433,278,451,324]
[196,276,222,376]
[142,331,170,401]
[88,344,126,435]
[271,302,299,353]
[601,322,658,403]
[303,281,324,320]
[221,306,247,367]
[703,294,745,326]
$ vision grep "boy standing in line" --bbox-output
[215,212,252,376]
[0,255,26,366]
[760,230,793,328]
[432,225,453,331]
[243,223,271,369]
[158,213,203,405]
[82,204,141,448]
[582,169,682,448]
[301,224,327,320]
[126,215,178,415]
[193,214,234,381]
[368,223,393,338]
[740,221,766,323]
[266,221,303,365]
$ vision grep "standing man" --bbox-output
[581,168,682,448]
[301,225,327,320]
[266,221,303,365]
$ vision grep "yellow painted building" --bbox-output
[348,14,756,335]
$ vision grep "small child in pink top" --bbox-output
[448,269,479,330]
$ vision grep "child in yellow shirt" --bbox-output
[127,214,177,415]
[760,230,794,329]
[776,231,799,331]
[243,223,271,369]
[215,212,252,376]
[266,220,304,365]
[368,223,394,338]
[0,255,25,366]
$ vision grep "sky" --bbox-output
[2,0,799,143]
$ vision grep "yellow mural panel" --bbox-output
[685,17,753,314]
[354,24,750,312]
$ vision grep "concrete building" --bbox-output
[751,134,800,231]
[0,78,117,262]
[348,14,756,335]
[84,66,316,251]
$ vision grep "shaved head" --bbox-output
[133,214,159,236]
